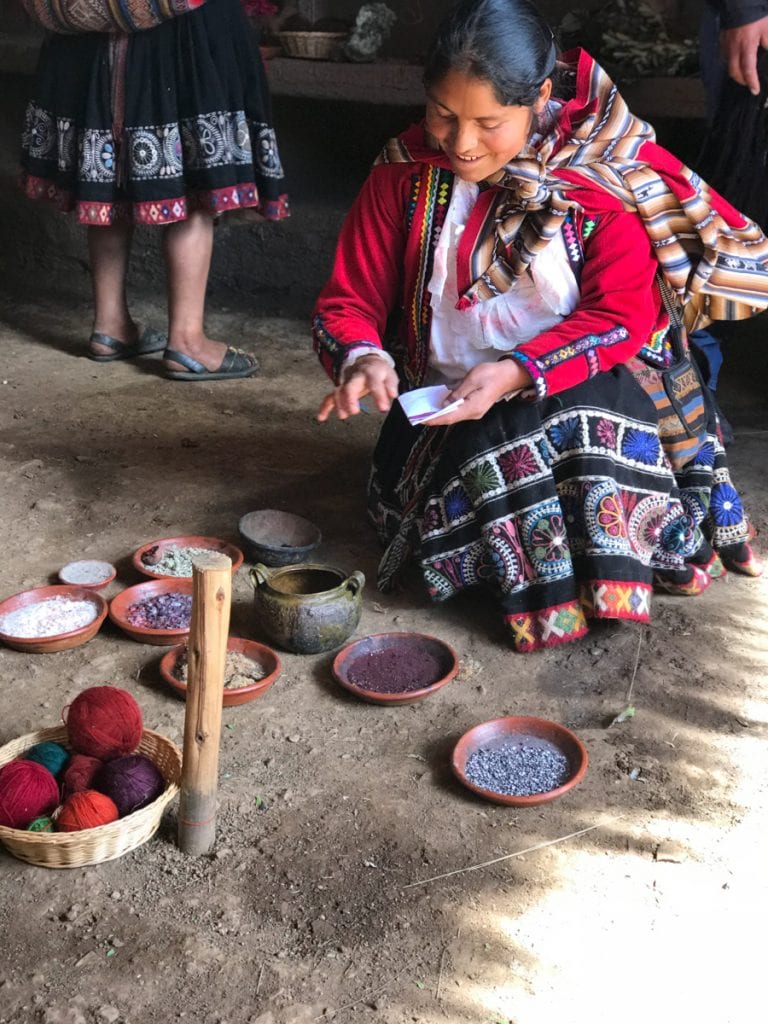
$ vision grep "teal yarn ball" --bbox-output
[25,741,70,779]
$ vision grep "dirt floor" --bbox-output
[0,290,766,1024]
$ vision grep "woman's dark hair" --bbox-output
[423,0,557,107]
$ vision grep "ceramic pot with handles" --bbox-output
[249,563,365,654]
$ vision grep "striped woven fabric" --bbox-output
[379,48,768,330]
[22,0,206,34]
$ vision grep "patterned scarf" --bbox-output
[378,49,768,329]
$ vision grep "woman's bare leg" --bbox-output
[88,221,138,354]
[162,209,228,371]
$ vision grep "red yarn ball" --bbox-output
[0,760,60,829]
[57,790,119,832]
[61,754,103,799]
[95,754,164,817]
[65,686,143,760]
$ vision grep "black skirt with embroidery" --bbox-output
[20,0,289,225]
[368,367,754,652]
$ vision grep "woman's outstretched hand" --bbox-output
[423,360,534,426]
[317,353,400,422]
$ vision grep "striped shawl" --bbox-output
[377,48,768,330]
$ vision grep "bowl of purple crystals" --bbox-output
[132,535,244,580]
[332,632,459,705]
[452,716,588,807]
[0,585,108,653]
[109,579,194,646]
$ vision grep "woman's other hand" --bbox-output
[423,359,533,426]
[721,16,768,96]
[316,353,400,422]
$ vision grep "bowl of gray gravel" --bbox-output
[452,716,588,806]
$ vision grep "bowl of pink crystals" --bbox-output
[0,585,108,653]
[109,579,194,646]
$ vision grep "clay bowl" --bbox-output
[109,579,194,646]
[57,559,117,590]
[452,716,588,807]
[238,509,322,567]
[159,637,282,707]
[332,631,459,706]
[0,584,108,654]
[132,535,244,580]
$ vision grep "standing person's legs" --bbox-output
[162,209,258,379]
[87,221,168,361]
[88,221,137,352]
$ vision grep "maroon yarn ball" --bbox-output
[0,760,60,829]
[95,754,164,817]
[61,754,103,799]
[57,790,119,832]
[65,686,143,760]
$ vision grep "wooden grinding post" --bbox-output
[177,552,232,855]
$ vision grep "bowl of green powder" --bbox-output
[132,535,244,580]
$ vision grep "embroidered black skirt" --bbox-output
[20,0,288,225]
[368,367,754,652]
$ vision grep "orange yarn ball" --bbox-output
[56,790,119,831]
[65,686,143,760]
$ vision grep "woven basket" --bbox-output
[277,31,347,60]
[0,726,181,868]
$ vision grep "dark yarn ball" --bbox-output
[61,754,103,799]
[25,741,70,779]
[94,754,164,817]
[57,790,119,832]
[0,760,60,829]
[65,686,143,760]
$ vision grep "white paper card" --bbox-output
[398,385,464,425]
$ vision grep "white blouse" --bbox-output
[424,177,580,386]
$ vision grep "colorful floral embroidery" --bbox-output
[549,417,581,451]
[497,444,540,483]
[529,513,569,562]
[463,459,502,502]
[596,418,617,448]
[536,325,630,371]
[628,496,667,558]
[694,441,716,468]
[709,481,744,526]
[444,485,472,522]
[596,492,628,538]
[622,427,660,464]
[661,513,696,554]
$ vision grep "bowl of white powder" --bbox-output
[0,585,108,653]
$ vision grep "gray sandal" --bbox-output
[87,326,167,362]
[163,346,259,381]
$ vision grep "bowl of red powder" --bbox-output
[0,585,108,654]
[109,579,194,646]
[332,632,459,705]
[159,636,282,706]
